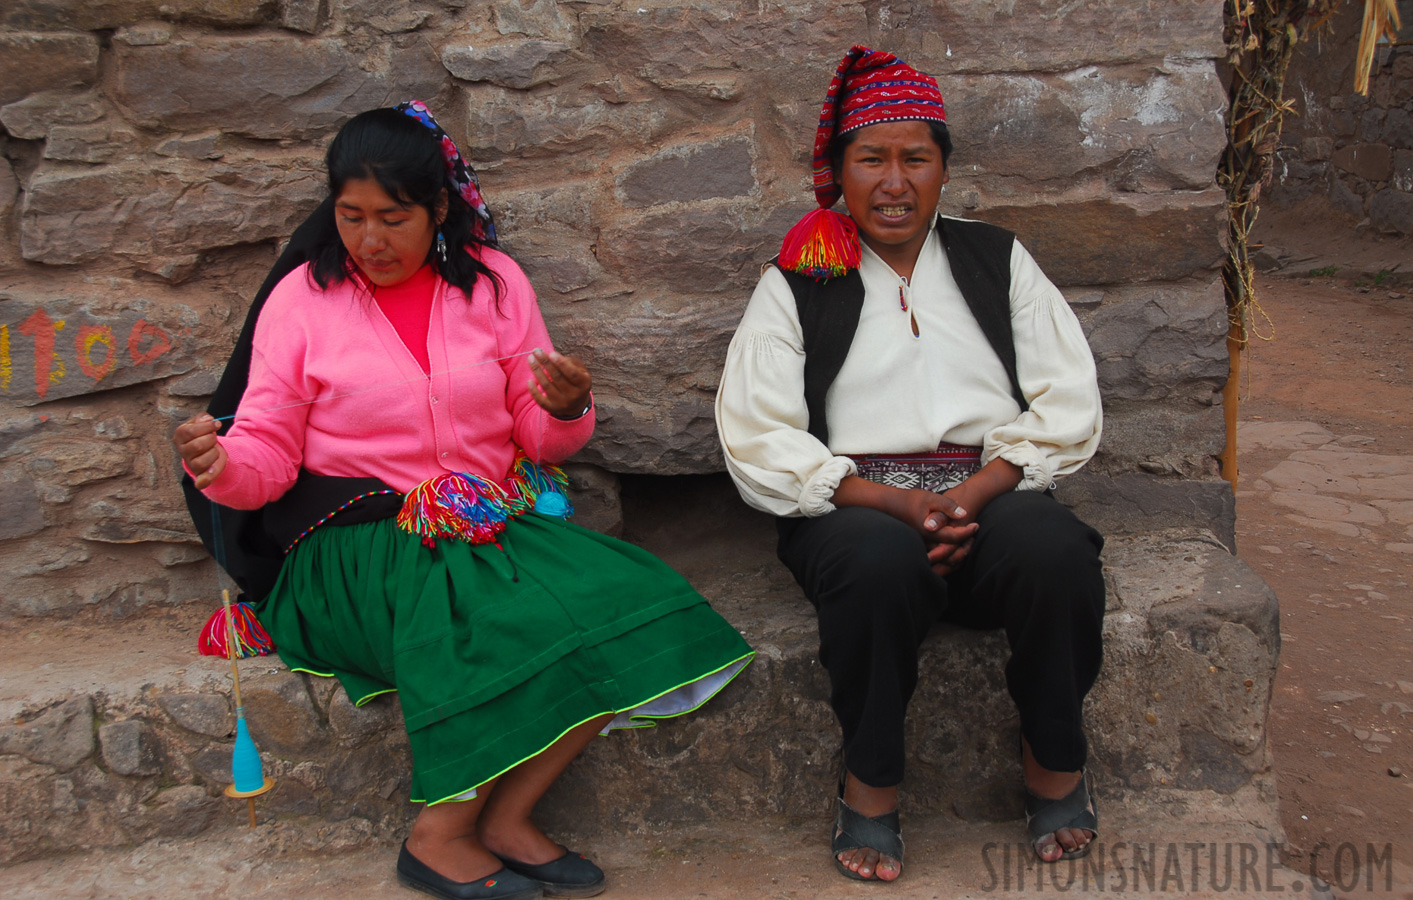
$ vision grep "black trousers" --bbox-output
[776,490,1105,788]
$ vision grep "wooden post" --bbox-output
[1222,325,1244,489]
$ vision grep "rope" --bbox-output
[213,347,558,468]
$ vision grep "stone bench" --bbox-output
[0,474,1280,866]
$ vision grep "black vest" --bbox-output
[775,216,1027,446]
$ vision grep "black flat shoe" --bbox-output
[499,849,605,898]
[397,842,543,900]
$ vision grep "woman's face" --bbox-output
[334,177,439,288]
[837,120,949,271]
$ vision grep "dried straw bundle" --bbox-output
[1355,0,1403,95]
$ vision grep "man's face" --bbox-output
[837,120,949,271]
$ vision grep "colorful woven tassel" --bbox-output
[779,207,861,279]
[397,471,514,547]
[397,458,576,547]
[198,601,274,658]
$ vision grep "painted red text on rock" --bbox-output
[77,324,118,383]
[0,313,173,400]
[127,319,172,367]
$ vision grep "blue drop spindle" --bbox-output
[231,716,266,793]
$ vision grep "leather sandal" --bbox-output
[498,849,605,898]
[1025,771,1098,862]
[832,776,904,881]
[396,842,543,900]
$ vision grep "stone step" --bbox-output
[0,477,1284,869]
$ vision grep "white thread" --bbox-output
[219,348,572,469]
[216,351,532,421]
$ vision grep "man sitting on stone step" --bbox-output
[715,45,1106,882]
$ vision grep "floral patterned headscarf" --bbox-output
[395,100,498,245]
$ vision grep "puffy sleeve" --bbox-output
[715,266,857,517]
[982,241,1103,491]
[487,251,595,464]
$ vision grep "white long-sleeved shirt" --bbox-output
[715,215,1102,518]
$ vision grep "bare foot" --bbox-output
[835,772,902,881]
[1022,738,1095,861]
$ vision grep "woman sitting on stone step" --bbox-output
[716,46,1105,882]
[176,102,752,900]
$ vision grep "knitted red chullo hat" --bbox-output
[780,45,948,279]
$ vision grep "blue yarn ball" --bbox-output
[534,492,571,518]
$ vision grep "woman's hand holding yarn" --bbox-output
[528,349,593,419]
[175,413,229,489]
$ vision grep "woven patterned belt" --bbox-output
[847,443,982,493]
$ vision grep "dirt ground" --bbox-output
[1235,223,1413,890]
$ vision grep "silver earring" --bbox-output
[436,230,448,263]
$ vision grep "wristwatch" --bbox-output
[552,398,593,421]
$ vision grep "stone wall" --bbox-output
[0,0,1232,619]
[1265,0,1413,236]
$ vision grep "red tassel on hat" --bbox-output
[779,208,861,280]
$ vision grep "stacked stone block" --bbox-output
[1270,2,1413,236]
[0,645,416,865]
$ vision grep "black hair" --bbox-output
[310,107,502,304]
[827,119,953,176]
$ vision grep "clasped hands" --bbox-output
[898,486,978,577]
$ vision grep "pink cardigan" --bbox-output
[202,248,594,510]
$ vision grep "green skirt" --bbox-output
[259,513,754,804]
